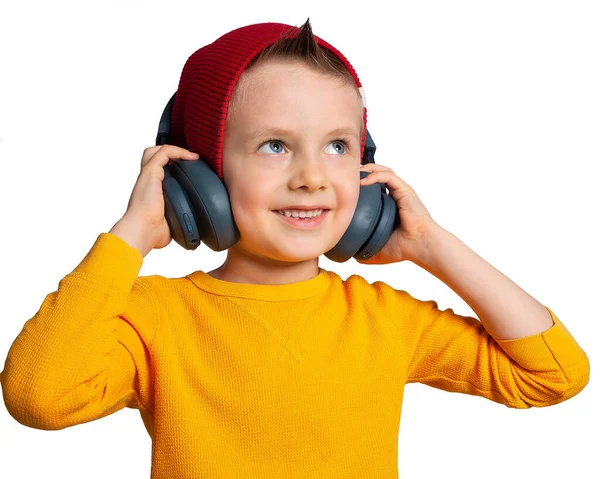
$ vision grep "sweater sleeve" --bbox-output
[0,232,158,430]
[385,287,590,409]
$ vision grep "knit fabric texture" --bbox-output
[168,22,368,181]
[0,233,590,478]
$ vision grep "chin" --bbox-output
[268,248,325,263]
[232,237,314,262]
[262,243,329,263]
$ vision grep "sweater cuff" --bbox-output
[495,306,588,374]
[72,232,143,295]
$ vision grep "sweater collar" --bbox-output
[186,267,332,301]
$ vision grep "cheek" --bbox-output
[327,175,360,230]
[337,175,361,209]
[228,182,270,221]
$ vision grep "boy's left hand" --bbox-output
[355,163,440,265]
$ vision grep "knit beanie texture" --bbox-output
[169,22,368,181]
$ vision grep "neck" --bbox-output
[207,245,321,285]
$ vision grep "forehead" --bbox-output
[235,59,358,101]
[228,60,363,131]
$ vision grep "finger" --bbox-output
[147,145,200,168]
[360,170,392,183]
[360,170,411,190]
[360,171,379,183]
[142,144,199,170]
[140,145,165,168]
[360,163,392,172]
[361,172,412,203]
[360,168,403,181]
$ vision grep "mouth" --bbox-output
[272,209,330,229]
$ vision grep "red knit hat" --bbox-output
[168,22,368,181]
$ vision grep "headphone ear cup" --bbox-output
[354,193,398,260]
[324,171,385,262]
[162,165,202,250]
[170,158,240,252]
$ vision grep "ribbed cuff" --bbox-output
[495,306,588,374]
[72,232,144,295]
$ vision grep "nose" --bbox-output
[288,151,328,192]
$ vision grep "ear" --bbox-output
[358,86,367,109]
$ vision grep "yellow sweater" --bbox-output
[0,232,590,478]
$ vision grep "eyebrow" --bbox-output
[247,126,360,142]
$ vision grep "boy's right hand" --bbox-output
[109,145,200,257]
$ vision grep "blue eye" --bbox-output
[259,139,285,154]
[258,138,350,155]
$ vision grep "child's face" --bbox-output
[221,58,363,264]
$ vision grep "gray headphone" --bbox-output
[157,92,398,262]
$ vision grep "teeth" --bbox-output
[277,209,323,218]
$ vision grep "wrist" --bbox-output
[408,221,451,269]
[109,217,151,258]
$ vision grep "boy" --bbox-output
[0,18,590,479]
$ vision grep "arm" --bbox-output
[0,232,157,430]
[356,162,589,406]
[399,223,589,407]
[413,224,553,340]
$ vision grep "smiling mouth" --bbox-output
[271,209,330,228]
[273,209,329,217]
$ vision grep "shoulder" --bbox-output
[322,269,413,304]
[133,272,193,301]
[128,273,198,344]
[322,268,438,312]
[323,268,399,292]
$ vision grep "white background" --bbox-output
[1,1,598,478]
